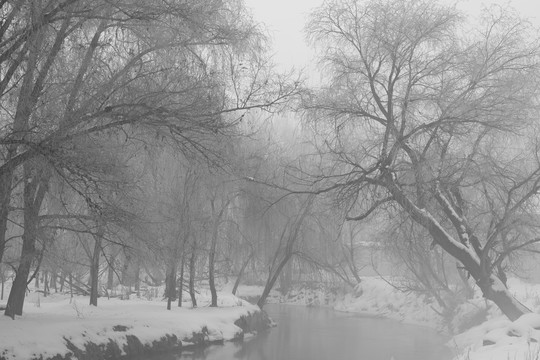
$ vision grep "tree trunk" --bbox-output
[232,252,253,295]
[208,228,218,307]
[1,0,49,284]
[59,271,65,293]
[1,267,5,300]
[257,195,314,309]
[386,178,530,321]
[348,260,363,285]
[5,166,47,318]
[50,271,57,293]
[279,260,293,295]
[43,271,49,297]
[166,262,177,310]
[257,253,293,309]
[457,264,474,300]
[0,173,12,265]
[345,230,362,284]
[69,273,73,299]
[208,198,230,307]
[107,253,115,290]
[477,275,529,321]
[89,227,103,307]
[178,254,185,307]
[5,230,37,317]
[189,239,197,308]
[134,259,140,297]
[121,252,131,286]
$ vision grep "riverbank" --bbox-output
[264,276,540,360]
[244,278,446,329]
[0,292,270,360]
[450,278,540,360]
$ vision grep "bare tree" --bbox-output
[207,189,235,307]
[1,0,301,318]
[257,194,315,309]
[305,0,540,320]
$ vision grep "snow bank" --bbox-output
[332,277,444,328]
[232,277,445,328]
[452,313,540,360]
[450,278,540,360]
[220,282,285,305]
[329,277,540,360]
[0,292,267,360]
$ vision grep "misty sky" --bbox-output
[244,0,540,71]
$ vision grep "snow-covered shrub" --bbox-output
[450,299,490,333]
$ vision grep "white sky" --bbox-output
[243,0,323,71]
[244,0,540,71]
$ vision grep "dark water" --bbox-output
[154,304,452,360]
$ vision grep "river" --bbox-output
[153,304,453,360]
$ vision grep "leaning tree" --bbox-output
[305,0,540,320]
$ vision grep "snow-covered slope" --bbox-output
[0,292,264,360]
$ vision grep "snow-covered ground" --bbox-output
[333,277,444,328]
[0,290,262,360]
[451,278,540,360]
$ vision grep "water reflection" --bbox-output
[151,304,452,360]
